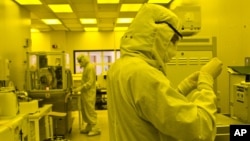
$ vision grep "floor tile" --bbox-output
[68,110,109,141]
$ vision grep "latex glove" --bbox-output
[198,57,223,90]
[73,87,82,93]
[73,84,87,92]
[200,57,223,79]
[178,71,200,96]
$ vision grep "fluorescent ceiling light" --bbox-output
[114,27,128,31]
[48,4,73,13]
[84,28,98,32]
[97,0,119,4]
[14,0,42,5]
[120,4,142,12]
[31,28,40,32]
[148,0,172,3]
[42,19,62,25]
[117,18,133,24]
[80,19,97,24]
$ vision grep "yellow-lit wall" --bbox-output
[0,0,30,90]
[31,31,124,71]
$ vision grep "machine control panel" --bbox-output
[233,83,250,123]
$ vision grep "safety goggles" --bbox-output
[155,21,183,44]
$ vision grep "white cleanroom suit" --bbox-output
[107,3,222,141]
[74,55,101,136]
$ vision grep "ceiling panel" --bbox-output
[97,12,118,18]
[119,12,137,18]
[98,23,114,28]
[98,18,115,24]
[64,23,82,28]
[116,23,131,27]
[16,0,172,32]
[99,27,114,31]
[61,19,80,24]
[71,0,94,4]
[68,27,84,31]
[122,0,148,3]
[24,5,52,13]
[55,13,77,18]
[76,12,96,18]
[43,0,69,4]
[31,13,40,19]
[31,23,51,30]
[97,4,120,12]
[31,19,45,24]
[33,12,57,19]
[72,3,95,12]
[50,24,68,30]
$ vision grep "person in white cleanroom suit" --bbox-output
[73,55,101,136]
[107,3,222,141]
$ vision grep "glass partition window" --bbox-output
[74,50,119,74]
[89,52,102,64]
[103,51,115,63]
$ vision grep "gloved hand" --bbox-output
[73,87,81,93]
[200,57,223,79]
[73,84,87,93]
[198,57,223,90]
[177,71,200,96]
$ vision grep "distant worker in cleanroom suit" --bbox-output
[107,3,222,141]
[73,55,101,136]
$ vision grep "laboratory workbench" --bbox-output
[215,113,244,141]
[0,113,29,141]
[28,104,53,141]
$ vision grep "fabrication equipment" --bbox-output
[0,58,11,87]
[228,66,250,122]
[0,57,18,118]
[170,0,201,36]
[0,57,29,141]
[0,114,29,141]
[96,71,107,109]
[233,82,250,123]
[25,51,73,138]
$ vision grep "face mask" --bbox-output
[162,41,177,63]
[78,58,87,68]
[167,41,177,59]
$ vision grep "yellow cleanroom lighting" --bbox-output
[15,0,42,5]
[147,0,172,3]
[42,19,62,25]
[117,18,133,24]
[97,0,119,4]
[120,4,142,12]
[31,28,40,32]
[48,4,73,13]
[84,28,98,32]
[80,19,97,24]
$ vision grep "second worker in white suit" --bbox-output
[74,54,101,136]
